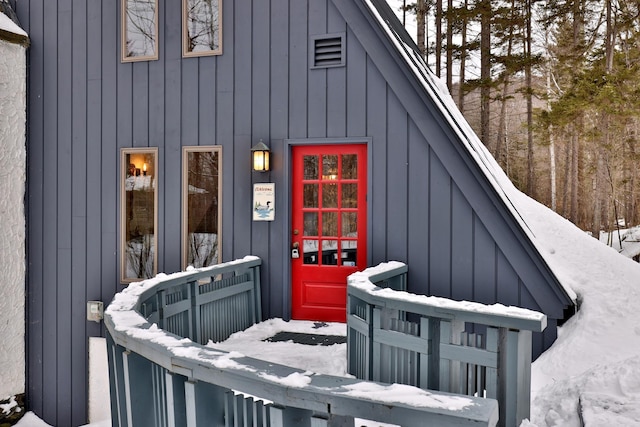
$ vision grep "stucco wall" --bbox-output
[0,37,27,399]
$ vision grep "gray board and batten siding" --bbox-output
[15,0,573,425]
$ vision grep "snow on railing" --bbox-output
[105,257,498,427]
[347,261,547,427]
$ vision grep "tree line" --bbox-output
[398,0,640,236]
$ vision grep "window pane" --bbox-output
[322,183,338,208]
[341,240,357,266]
[342,212,358,237]
[303,184,318,208]
[304,212,318,236]
[322,212,337,236]
[342,183,357,208]
[183,0,222,56]
[342,154,358,179]
[322,240,338,265]
[322,155,338,180]
[185,148,220,268]
[122,0,158,61]
[122,148,157,282]
[303,239,318,265]
[304,155,318,180]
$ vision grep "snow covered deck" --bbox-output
[104,257,498,427]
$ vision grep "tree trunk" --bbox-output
[417,0,427,58]
[446,0,453,90]
[525,0,535,198]
[458,0,468,113]
[480,0,491,145]
[436,0,443,76]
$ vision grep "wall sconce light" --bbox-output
[251,139,270,172]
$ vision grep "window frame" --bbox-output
[182,0,223,57]
[121,0,159,63]
[120,147,159,283]
[182,146,223,270]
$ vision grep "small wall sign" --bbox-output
[253,183,275,221]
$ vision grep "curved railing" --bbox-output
[105,257,498,427]
[347,261,547,427]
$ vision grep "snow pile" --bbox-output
[506,188,640,426]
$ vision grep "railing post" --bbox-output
[107,334,126,427]
[498,329,532,427]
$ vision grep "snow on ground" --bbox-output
[506,187,640,426]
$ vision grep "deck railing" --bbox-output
[347,261,547,427]
[105,256,498,427]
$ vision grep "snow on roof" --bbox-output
[0,11,26,37]
[363,0,577,303]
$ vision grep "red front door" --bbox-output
[291,144,367,322]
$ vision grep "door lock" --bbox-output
[291,241,300,259]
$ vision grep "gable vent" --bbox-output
[311,33,345,68]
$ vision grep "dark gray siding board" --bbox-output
[289,0,308,138]
[25,0,42,415]
[326,2,347,138]
[366,60,387,264]
[407,121,430,294]
[386,91,408,262]
[251,0,272,282]
[473,219,497,305]
[269,0,290,318]
[429,151,452,297]
[451,182,474,301]
[217,0,234,263]
[232,0,252,260]
[42,0,59,421]
[100,0,118,310]
[199,59,217,144]
[346,27,367,137]
[71,1,90,423]
[497,250,520,306]
[308,0,328,138]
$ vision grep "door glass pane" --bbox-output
[184,147,220,269]
[342,212,358,237]
[342,154,358,179]
[322,212,337,236]
[304,155,318,180]
[322,155,338,180]
[342,183,357,208]
[122,148,157,282]
[303,212,318,236]
[303,184,318,208]
[303,239,318,265]
[342,240,357,266]
[322,239,338,265]
[322,183,338,208]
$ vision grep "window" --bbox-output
[121,0,159,62]
[121,148,158,282]
[182,146,222,269]
[182,0,222,57]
